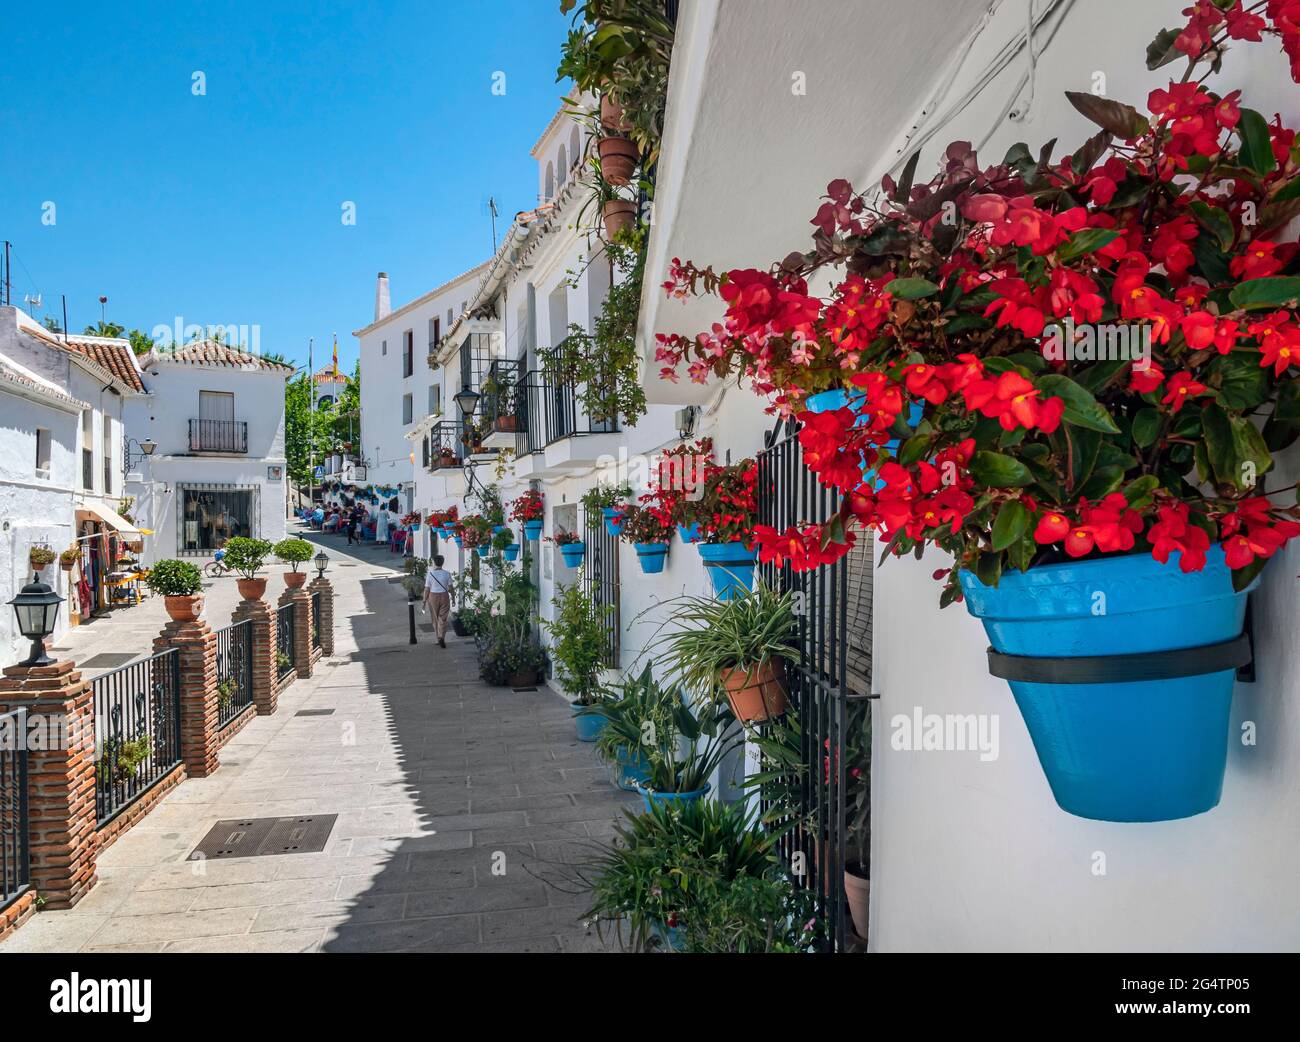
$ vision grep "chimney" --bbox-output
[374,272,391,322]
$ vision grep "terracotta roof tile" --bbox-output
[63,336,145,391]
[153,340,295,374]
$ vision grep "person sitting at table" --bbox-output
[312,506,325,529]
[323,508,341,533]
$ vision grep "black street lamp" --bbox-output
[123,436,156,476]
[8,577,65,667]
[453,385,480,418]
[314,551,329,578]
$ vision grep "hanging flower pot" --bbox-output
[719,659,788,723]
[492,524,509,535]
[597,135,638,185]
[602,198,636,240]
[572,703,607,742]
[804,389,923,487]
[676,523,701,544]
[960,545,1258,823]
[558,541,586,569]
[475,545,490,558]
[634,541,669,574]
[502,543,521,562]
[453,535,464,548]
[600,93,631,133]
[635,782,712,814]
[698,541,756,601]
[522,519,543,541]
[601,507,624,537]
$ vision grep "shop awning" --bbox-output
[76,504,145,542]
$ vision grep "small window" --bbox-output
[402,393,413,425]
[446,308,453,326]
[381,339,387,356]
[35,428,52,478]
[403,330,414,378]
[428,385,441,415]
[103,415,113,494]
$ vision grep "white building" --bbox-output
[0,306,142,662]
[124,340,293,564]
[353,263,488,534]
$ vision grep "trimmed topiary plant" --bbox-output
[144,559,203,597]
[273,538,315,572]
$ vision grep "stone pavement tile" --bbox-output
[0,913,110,953]
[423,810,529,833]
[480,906,596,944]
[404,882,550,918]
[472,821,590,847]
[188,878,341,910]
[526,801,639,825]
[323,913,480,953]
[334,862,476,899]
[83,941,170,953]
[467,792,575,814]
[270,853,397,881]
[137,859,281,891]
[163,928,326,953]
[344,832,472,857]
[91,908,259,945]
[251,895,408,934]
[430,937,562,953]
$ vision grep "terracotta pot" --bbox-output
[164,595,203,622]
[508,670,539,687]
[844,864,870,940]
[284,571,307,589]
[237,577,267,600]
[602,199,637,240]
[597,135,638,185]
[494,415,519,433]
[600,93,631,133]
[719,659,788,723]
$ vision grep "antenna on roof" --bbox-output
[487,196,499,254]
[23,292,41,316]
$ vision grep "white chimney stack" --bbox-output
[375,272,391,322]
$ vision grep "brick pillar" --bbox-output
[153,616,218,778]
[0,660,98,909]
[232,595,277,715]
[309,576,335,657]
[278,586,313,680]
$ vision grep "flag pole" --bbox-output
[308,336,315,512]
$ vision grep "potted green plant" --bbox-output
[273,537,315,588]
[59,547,80,571]
[581,482,633,535]
[618,503,673,573]
[549,527,586,568]
[542,581,612,738]
[592,662,678,791]
[634,693,738,811]
[655,581,798,724]
[842,699,871,940]
[145,559,204,621]
[222,536,274,599]
[477,618,548,687]
[28,545,56,572]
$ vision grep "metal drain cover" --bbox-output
[187,815,337,860]
[295,708,335,717]
[81,652,139,668]
[511,686,538,693]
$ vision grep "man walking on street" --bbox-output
[423,555,454,647]
[346,504,362,545]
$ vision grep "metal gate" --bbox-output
[582,508,621,668]
[755,416,865,952]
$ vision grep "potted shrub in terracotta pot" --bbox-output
[597,135,638,186]
[656,580,797,724]
[842,699,871,940]
[28,545,56,574]
[59,547,80,571]
[223,536,273,599]
[145,559,204,621]
[274,537,315,588]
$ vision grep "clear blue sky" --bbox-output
[0,0,571,372]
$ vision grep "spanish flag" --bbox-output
[332,334,339,377]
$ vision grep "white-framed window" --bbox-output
[80,409,94,490]
[428,384,441,416]
[402,393,413,425]
[35,427,52,479]
[102,415,113,494]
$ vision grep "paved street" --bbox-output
[1,526,636,953]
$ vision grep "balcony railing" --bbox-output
[480,357,527,442]
[515,368,619,454]
[189,418,248,453]
[423,419,467,471]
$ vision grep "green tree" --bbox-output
[83,321,125,338]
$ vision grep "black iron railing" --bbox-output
[755,416,857,952]
[514,369,619,453]
[583,506,621,668]
[91,650,183,827]
[481,357,527,440]
[189,418,248,453]
[214,619,254,729]
[424,420,466,472]
[276,603,296,681]
[311,591,322,649]
[0,707,31,915]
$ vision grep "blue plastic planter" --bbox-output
[409,522,420,531]
[634,541,669,574]
[502,543,521,562]
[652,921,684,951]
[492,524,508,535]
[475,545,489,558]
[804,389,923,488]
[616,748,651,792]
[523,519,543,541]
[573,703,608,742]
[453,536,464,548]
[559,542,586,569]
[677,522,702,544]
[636,782,712,814]
[697,541,756,601]
[960,546,1259,822]
[602,507,624,537]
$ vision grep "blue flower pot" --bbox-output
[502,543,520,562]
[492,524,508,535]
[523,519,543,541]
[453,536,463,548]
[441,524,456,537]
[602,507,624,537]
[637,782,711,814]
[410,522,420,531]
[804,389,923,488]
[652,921,685,951]
[676,523,702,544]
[697,541,756,601]
[559,542,586,568]
[616,748,651,792]
[573,703,608,742]
[960,545,1259,822]
[634,541,669,574]
[475,545,490,558]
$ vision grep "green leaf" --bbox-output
[1271,176,1300,203]
[1055,227,1121,262]
[898,432,931,466]
[1070,129,1113,177]
[991,500,1030,551]
[1189,200,1235,252]
[1036,374,1120,433]
[1237,108,1278,176]
[1203,402,1273,491]
[1263,378,1300,451]
[1006,531,1037,573]
[885,277,941,300]
[1229,276,1300,311]
[968,451,1034,488]
[943,314,992,335]
[893,150,921,204]
[1122,474,1161,510]
[1145,27,1183,70]
[975,551,1003,588]
[1065,91,1150,139]
[1077,465,1126,502]
[1131,407,1162,448]
[1231,556,1269,593]
[1211,353,1270,410]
